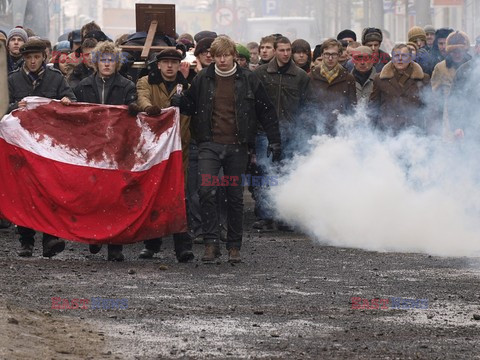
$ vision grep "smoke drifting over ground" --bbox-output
[271,78,480,257]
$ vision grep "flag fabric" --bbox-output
[0,97,187,244]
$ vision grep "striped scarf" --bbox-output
[23,63,47,88]
[320,62,341,84]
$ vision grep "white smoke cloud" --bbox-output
[270,103,480,257]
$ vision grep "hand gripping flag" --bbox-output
[0,97,187,244]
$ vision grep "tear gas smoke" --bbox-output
[270,61,480,257]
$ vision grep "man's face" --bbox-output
[438,38,447,56]
[82,47,95,68]
[259,42,275,62]
[275,42,291,66]
[450,48,467,64]
[323,45,340,70]
[197,49,212,67]
[392,47,412,72]
[426,33,435,46]
[8,36,25,56]
[236,56,248,68]
[293,51,308,67]
[249,47,259,64]
[97,53,116,77]
[365,41,380,54]
[158,59,180,81]
[352,52,374,73]
[214,52,235,72]
[24,52,45,73]
[415,38,426,48]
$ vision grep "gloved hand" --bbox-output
[145,105,161,116]
[267,143,282,163]
[128,103,141,116]
[170,94,182,108]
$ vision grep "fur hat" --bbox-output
[361,28,383,45]
[194,37,214,57]
[337,29,357,42]
[156,48,183,62]
[424,25,435,35]
[236,43,250,62]
[435,28,454,40]
[20,38,46,54]
[446,31,470,53]
[7,27,28,44]
[408,26,427,43]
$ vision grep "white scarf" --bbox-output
[215,63,237,77]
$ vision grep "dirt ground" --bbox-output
[1,196,480,359]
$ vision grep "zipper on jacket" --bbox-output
[101,77,106,104]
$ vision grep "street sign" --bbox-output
[263,0,278,16]
[215,7,234,26]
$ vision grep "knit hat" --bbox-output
[236,43,250,62]
[424,25,435,35]
[312,44,322,62]
[7,27,28,44]
[446,31,470,53]
[20,38,46,54]
[156,48,183,62]
[194,31,217,44]
[337,29,357,42]
[408,26,427,43]
[361,28,383,45]
[194,37,214,56]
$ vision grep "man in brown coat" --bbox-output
[369,44,431,134]
[308,38,357,136]
[132,49,194,262]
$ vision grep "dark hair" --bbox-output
[274,36,291,50]
[260,35,276,46]
[82,38,98,50]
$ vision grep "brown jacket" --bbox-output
[307,63,357,136]
[136,75,191,177]
[369,61,431,133]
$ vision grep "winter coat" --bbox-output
[415,47,435,76]
[67,63,94,89]
[179,64,280,147]
[254,59,311,126]
[8,66,76,113]
[369,61,431,133]
[307,63,357,136]
[352,67,377,103]
[74,72,137,105]
[137,73,191,176]
[7,54,23,74]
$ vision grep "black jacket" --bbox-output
[179,64,280,146]
[74,72,137,105]
[68,63,94,89]
[8,66,76,113]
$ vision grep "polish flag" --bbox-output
[0,97,186,244]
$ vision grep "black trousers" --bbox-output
[198,142,248,250]
[18,226,57,245]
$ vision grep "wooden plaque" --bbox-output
[135,4,176,38]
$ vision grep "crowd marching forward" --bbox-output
[1,20,479,263]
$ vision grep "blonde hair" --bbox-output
[210,36,237,58]
[91,41,123,72]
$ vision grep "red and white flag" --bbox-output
[0,97,186,244]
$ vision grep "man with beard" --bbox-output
[6,27,28,73]
[430,28,454,68]
[254,36,311,231]
[8,39,76,257]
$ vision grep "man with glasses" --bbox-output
[308,38,356,136]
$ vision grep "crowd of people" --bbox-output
[2,21,479,263]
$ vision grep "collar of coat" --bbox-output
[379,61,425,80]
[266,58,299,76]
[310,62,349,83]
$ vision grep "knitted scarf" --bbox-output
[215,63,237,77]
[320,62,341,84]
[23,63,47,88]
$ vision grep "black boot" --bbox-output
[139,238,162,259]
[89,244,103,254]
[107,244,124,261]
[42,235,65,258]
[174,233,194,263]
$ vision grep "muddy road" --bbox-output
[1,197,480,359]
